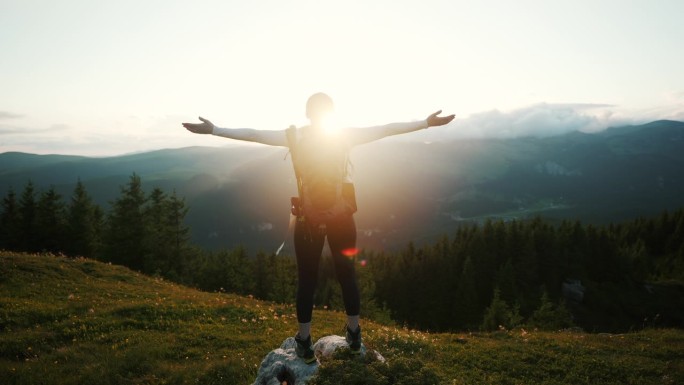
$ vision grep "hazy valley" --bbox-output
[2,120,683,253]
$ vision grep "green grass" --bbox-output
[1,251,683,384]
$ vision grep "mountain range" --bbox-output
[2,120,683,253]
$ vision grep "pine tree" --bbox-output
[453,256,480,329]
[666,210,684,255]
[144,187,169,274]
[383,242,418,324]
[140,187,191,277]
[527,290,574,330]
[268,254,297,304]
[230,246,255,295]
[18,181,38,252]
[316,255,344,312]
[253,251,272,299]
[355,255,392,324]
[474,221,499,309]
[35,186,66,253]
[622,238,649,281]
[495,258,517,306]
[560,220,588,279]
[675,243,684,282]
[165,191,190,276]
[532,219,563,300]
[480,287,521,331]
[0,188,20,250]
[66,180,102,258]
[103,174,148,271]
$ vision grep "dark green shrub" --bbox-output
[527,291,575,330]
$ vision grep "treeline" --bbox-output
[0,176,268,290]
[2,177,683,332]
[0,175,188,278]
[368,213,684,332]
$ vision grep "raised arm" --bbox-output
[182,117,287,147]
[347,110,455,146]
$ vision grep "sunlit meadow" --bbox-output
[1,252,683,384]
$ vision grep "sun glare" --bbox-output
[319,111,344,137]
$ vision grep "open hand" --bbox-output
[426,110,455,127]
[182,116,214,134]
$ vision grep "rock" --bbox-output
[252,335,385,385]
[562,279,585,303]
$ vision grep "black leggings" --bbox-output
[294,214,360,323]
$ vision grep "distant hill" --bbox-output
[2,120,684,252]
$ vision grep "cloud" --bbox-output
[462,103,633,138]
[0,124,77,155]
[0,115,230,156]
[4,99,683,156]
[0,123,70,135]
[666,108,684,121]
[408,96,684,143]
[638,91,684,122]
[411,103,641,142]
[0,111,24,120]
[0,126,22,135]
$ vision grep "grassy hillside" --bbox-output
[1,252,683,384]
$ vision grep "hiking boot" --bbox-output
[345,325,362,353]
[294,333,316,364]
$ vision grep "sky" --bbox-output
[1,0,683,156]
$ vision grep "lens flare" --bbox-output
[320,112,341,136]
[341,248,359,258]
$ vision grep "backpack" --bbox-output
[286,126,357,226]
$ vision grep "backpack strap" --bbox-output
[275,126,304,254]
[285,125,304,200]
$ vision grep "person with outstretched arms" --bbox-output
[183,93,454,363]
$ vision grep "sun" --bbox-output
[320,111,342,137]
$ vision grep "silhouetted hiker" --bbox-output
[183,93,454,363]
